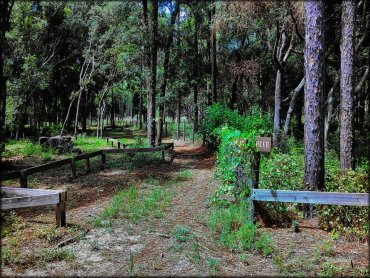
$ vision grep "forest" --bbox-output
[0,0,369,276]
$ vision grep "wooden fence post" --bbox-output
[183,121,186,141]
[192,123,195,144]
[20,170,28,188]
[101,153,106,169]
[249,152,261,222]
[111,141,114,147]
[85,158,90,173]
[56,191,66,228]
[118,141,121,149]
[106,137,109,145]
[161,151,165,161]
[70,158,77,178]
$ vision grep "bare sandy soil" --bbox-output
[1,141,368,277]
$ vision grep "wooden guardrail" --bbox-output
[251,189,369,206]
[246,152,369,220]
[1,142,174,188]
[1,187,66,227]
[248,188,369,222]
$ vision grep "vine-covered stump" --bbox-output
[39,136,81,154]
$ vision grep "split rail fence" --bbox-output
[0,141,174,188]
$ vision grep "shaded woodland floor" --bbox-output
[1,140,368,276]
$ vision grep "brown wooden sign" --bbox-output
[256,137,272,153]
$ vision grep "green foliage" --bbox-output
[94,182,171,227]
[131,135,147,148]
[36,248,75,269]
[316,239,335,257]
[34,225,61,242]
[3,139,42,158]
[259,149,304,191]
[40,149,57,162]
[254,231,273,256]
[258,147,304,226]
[74,135,107,152]
[175,169,193,182]
[40,123,63,137]
[319,262,342,277]
[202,103,272,145]
[318,167,369,240]
[173,225,194,243]
[291,220,299,233]
[207,257,220,269]
[1,247,20,265]
[213,126,257,203]
[89,240,100,251]
[208,202,272,255]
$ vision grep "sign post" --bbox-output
[255,137,272,153]
[249,136,271,221]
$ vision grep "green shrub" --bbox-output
[318,168,369,240]
[259,150,304,191]
[3,139,42,158]
[208,202,272,255]
[40,123,63,136]
[173,225,194,242]
[175,170,193,181]
[74,135,107,152]
[319,262,342,277]
[202,103,272,145]
[41,149,56,161]
[94,182,171,227]
[213,126,258,203]
[255,232,273,256]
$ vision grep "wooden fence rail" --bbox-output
[1,142,174,188]
[251,189,369,206]
[1,187,66,227]
[245,152,369,221]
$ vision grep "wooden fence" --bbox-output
[1,142,174,188]
[247,152,369,219]
[251,189,369,206]
[1,187,66,228]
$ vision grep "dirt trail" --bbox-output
[1,141,273,276]
[2,141,367,276]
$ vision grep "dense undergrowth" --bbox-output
[205,104,369,241]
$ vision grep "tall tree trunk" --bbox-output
[176,89,181,140]
[210,1,217,103]
[207,8,212,105]
[60,95,77,136]
[142,0,149,131]
[193,6,199,132]
[74,90,83,136]
[157,0,180,145]
[340,0,355,170]
[229,77,238,110]
[324,76,339,149]
[139,86,143,129]
[82,91,87,132]
[282,76,305,142]
[97,87,108,138]
[0,0,14,160]
[273,24,294,147]
[110,88,115,127]
[304,1,325,217]
[273,70,282,146]
[147,0,158,147]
